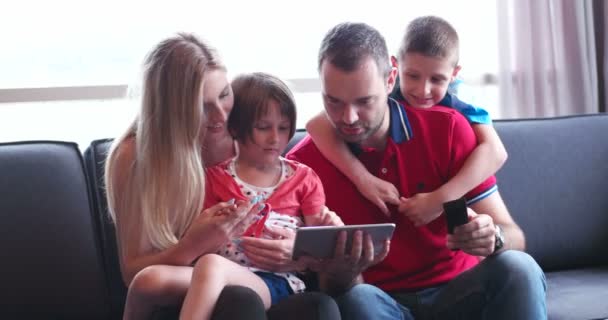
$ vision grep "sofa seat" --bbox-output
[546,267,608,320]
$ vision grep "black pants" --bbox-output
[153,286,341,320]
[216,286,340,320]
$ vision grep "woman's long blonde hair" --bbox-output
[105,33,224,254]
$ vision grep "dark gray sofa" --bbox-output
[492,114,608,319]
[1,113,607,319]
[0,141,111,319]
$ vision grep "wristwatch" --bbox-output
[494,224,505,253]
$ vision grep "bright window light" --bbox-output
[0,0,500,148]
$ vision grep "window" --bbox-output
[0,0,500,148]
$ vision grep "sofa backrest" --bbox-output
[84,139,126,320]
[0,141,111,319]
[494,114,608,271]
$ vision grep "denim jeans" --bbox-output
[335,251,547,320]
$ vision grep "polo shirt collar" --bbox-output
[388,97,413,143]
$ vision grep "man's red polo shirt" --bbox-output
[287,99,497,292]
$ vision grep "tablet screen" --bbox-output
[292,223,396,259]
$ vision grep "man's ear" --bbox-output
[386,65,398,93]
[390,55,399,68]
[451,65,462,82]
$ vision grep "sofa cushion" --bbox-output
[0,141,110,319]
[546,267,608,320]
[494,114,608,271]
[84,138,126,320]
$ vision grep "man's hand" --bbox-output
[446,209,496,256]
[303,230,390,294]
[398,192,444,226]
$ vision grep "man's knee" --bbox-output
[336,283,387,304]
[335,284,404,320]
[489,250,546,291]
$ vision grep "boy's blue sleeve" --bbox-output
[438,93,492,125]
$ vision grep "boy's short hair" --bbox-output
[318,22,391,77]
[228,72,297,143]
[398,16,460,66]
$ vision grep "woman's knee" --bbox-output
[129,265,190,302]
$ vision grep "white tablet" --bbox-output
[292,223,396,259]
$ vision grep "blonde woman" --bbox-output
[105,33,340,320]
[105,33,262,319]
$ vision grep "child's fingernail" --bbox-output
[250,195,261,204]
[226,198,235,205]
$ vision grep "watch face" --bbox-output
[494,225,505,252]
[495,235,504,249]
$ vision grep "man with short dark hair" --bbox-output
[287,22,546,320]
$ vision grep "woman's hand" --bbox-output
[240,226,306,272]
[181,200,263,260]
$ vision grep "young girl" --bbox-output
[307,16,507,226]
[178,72,341,320]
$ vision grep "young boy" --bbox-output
[306,15,507,225]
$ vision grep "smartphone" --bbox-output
[444,197,469,234]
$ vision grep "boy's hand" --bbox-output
[398,192,444,226]
[355,174,400,217]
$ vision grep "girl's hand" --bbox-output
[240,226,305,272]
[316,206,344,226]
[355,174,400,217]
[398,192,444,226]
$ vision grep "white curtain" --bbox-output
[496,0,600,118]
